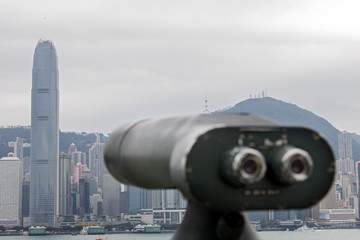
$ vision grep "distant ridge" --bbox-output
[218,97,360,160]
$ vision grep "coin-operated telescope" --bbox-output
[104,114,335,240]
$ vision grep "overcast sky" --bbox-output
[1,0,360,134]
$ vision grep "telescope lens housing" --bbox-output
[221,147,267,186]
[104,114,335,211]
[270,146,314,184]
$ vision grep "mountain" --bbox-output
[218,97,360,160]
[1,97,359,161]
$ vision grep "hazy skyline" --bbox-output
[1,0,360,134]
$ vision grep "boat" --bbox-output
[80,226,88,235]
[28,226,46,236]
[95,234,108,240]
[80,225,105,235]
[295,225,314,232]
[133,224,161,233]
[88,226,105,235]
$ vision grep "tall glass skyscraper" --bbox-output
[30,40,59,227]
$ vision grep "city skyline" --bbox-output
[1,1,360,134]
[1,94,360,227]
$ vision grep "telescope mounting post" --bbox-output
[172,201,261,240]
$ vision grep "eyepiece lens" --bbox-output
[272,147,314,184]
[243,158,258,175]
[221,147,266,186]
[291,158,305,174]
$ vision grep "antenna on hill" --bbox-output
[249,89,269,99]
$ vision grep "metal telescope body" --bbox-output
[104,114,335,239]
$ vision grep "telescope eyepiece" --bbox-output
[270,146,314,184]
[283,148,313,183]
[221,147,267,186]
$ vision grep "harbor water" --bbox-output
[1,229,360,240]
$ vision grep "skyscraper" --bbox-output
[14,137,24,161]
[89,137,105,189]
[30,40,59,227]
[0,154,23,227]
[338,131,353,160]
[59,153,71,216]
[356,161,360,194]
[127,185,141,213]
[22,177,30,227]
[338,131,354,174]
[102,172,121,215]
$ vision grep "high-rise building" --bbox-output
[336,172,355,207]
[338,131,355,174]
[14,137,24,161]
[102,172,121,215]
[22,178,30,226]
[151,189,162,209]
[320,183,338,209]
[59,153,71,216]
[89,194,103,215]
[338,131,353,160]
[30,40,59,227]
[0,154,23,227]
[151,189,187,210]
[71,151,86,165]
[119,191,128,214]
[89,138,105,189]
[13,137,29,177]
[23,156,31,176]
[68,143,77,157]
[127,185,142,213]
[337,158,355,174]
[78,178,90,215]
[356,161,360,195]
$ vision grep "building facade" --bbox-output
[30,40,59,227]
